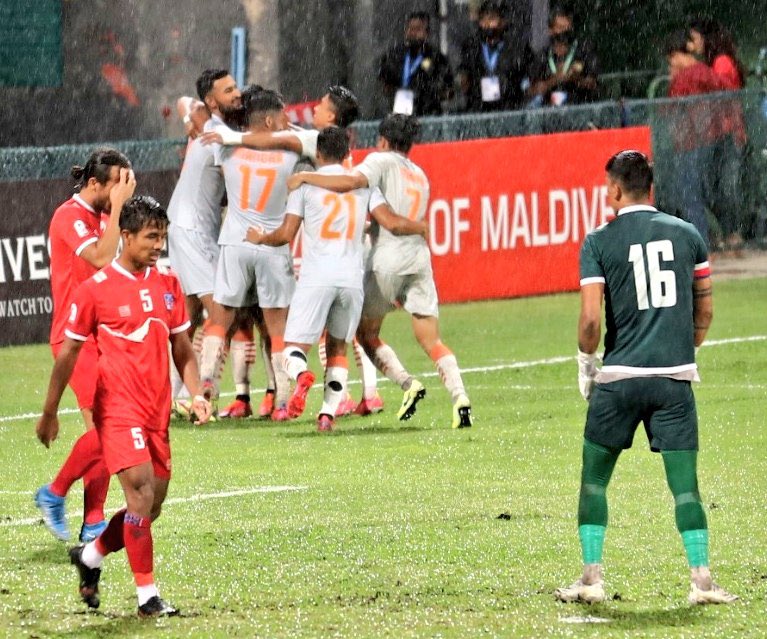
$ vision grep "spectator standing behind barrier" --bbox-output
[378,12,454,116]
[457,0,533,112]
[527,6,598,107]
[687,18,747,253]
[664,30,725,247]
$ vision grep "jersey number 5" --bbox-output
[320,193,357,240]
[628,240,677,310]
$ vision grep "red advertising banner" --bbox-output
[352,126,651,302]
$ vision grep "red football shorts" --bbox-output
[51,340,98,411]
[97,422,172,480]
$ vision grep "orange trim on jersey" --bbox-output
[134,571,155,587]
[206,324,227,339]
[232,327,254,341]
[327,355,348,369]
[429,342,453,362]
[271,335,285,351]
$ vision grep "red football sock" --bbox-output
[50,429,102,497]
[95,508,126,556]
[82,460,110,524]
[124,512,154,586]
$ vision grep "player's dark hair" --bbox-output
[479,0,507,18]
[242,85,283,115]
[196,68,229,101]
[664,30,690,57]
[120,195,169,234]
[70,147,131,191]
[317,127,350,163]
[326,85,360,128]
[378,114,421,153]
[605,150,653,196]
[548,4,573,27]
[407,11,430,27]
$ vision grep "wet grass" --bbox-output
[0,279,765,638]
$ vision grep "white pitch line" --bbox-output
[2,335,764,425]
[0,485,307,529]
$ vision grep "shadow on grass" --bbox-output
[26,543,71,565]
[576,602,707,629]
[281,425,427,438]
[53,608,199,638]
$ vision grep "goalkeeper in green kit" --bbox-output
[556,150,737,605]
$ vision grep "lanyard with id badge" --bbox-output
[480,42,503,103]
[547,41,578,106]
[393,52,423,115]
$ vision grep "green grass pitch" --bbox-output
[0,278,765,638]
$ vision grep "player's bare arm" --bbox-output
[170,331,212,425]
[692,277,713,347]
[200,128,303,155]
[578,283,603,354]
[79,168,137,268]
[370,203,428,239]
[177,96,207,139]
[245,214,302,247]
[36,338,85,448]
[287,171,367,193]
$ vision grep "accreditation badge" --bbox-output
[393,89,415,115]
[480,76,501,102]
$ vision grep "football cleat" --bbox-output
[554,579,606,604]
[354,392,384,416]
[288,371,316,418]
[258,390,275,418]
[68,544,101,609]
[317,414,334,432]
[34,485,69,541]
[452,394,473,429]
[219,398,252,419]
[138,595,179,618]
[335,393,357,417]
[397,379,426,421]
[688,582,739,605]
[271,405,291,422]
[171,399,192,420]
[79,520,107,544]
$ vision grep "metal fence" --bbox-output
[2,90,766,244]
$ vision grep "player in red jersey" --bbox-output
[35,148,136,544]
[36,195,212,617]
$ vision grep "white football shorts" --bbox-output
[284,284,363,344]
[213,244,295,309]
[167,226,219,297]
[362,268,439,318]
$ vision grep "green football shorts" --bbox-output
[584,377,698,452]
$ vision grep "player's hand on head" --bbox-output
[36,413,60,448]
[191,395,213,425]
[110,168,137,211]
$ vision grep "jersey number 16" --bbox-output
[628,240,677,310]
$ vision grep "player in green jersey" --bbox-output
[556,150,737,606]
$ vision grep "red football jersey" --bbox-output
[48,195,104,345]
[65,261,190,431]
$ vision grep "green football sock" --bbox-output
[681,529,709,568]
[577,439,621,565]
[579,524,607,565]
[662,450,709,567]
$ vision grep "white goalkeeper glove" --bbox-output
[577,350,598,401]
[215,125,244,145]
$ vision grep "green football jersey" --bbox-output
[579,205,710,374]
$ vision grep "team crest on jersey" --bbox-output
[118,305,131,317]
[164,292,175,310]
